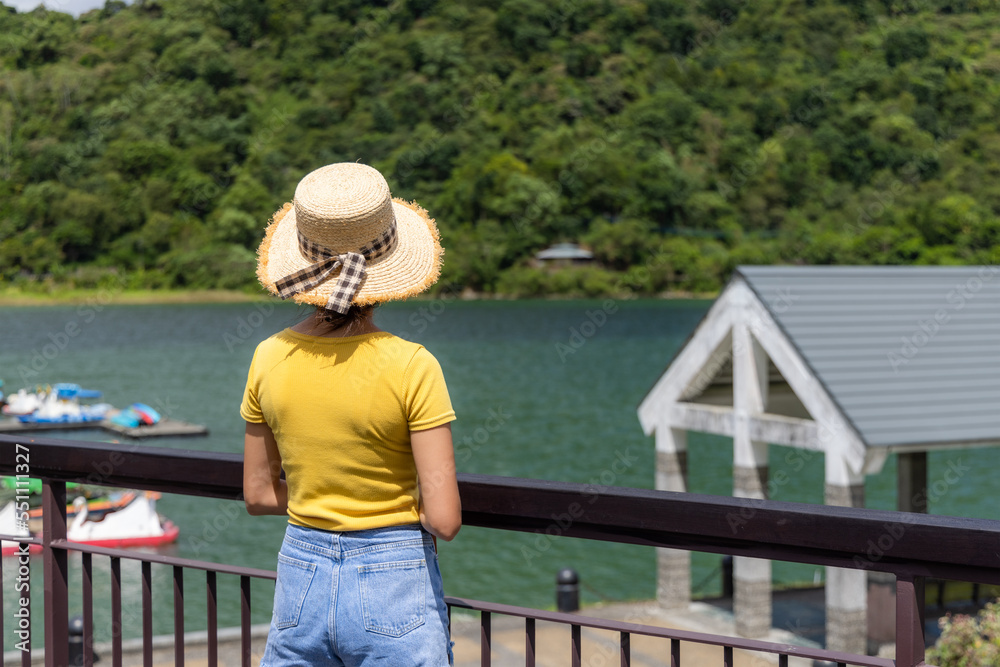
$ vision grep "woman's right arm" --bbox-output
[412,423,461,541]
[243,420,288,516]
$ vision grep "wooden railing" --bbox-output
[4,434,998,666]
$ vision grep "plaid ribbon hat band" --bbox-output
[274,221,397,314]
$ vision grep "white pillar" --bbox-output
[825,452,867,654]
[656,426,690,609]
[732,323,771,638]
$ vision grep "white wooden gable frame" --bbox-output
[638,278,875,477]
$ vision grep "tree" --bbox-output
[583,218,656,271]
[1,0,999,297]
[885,26,930,67]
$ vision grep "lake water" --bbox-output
[1,299,997,649]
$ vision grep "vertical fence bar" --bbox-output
[241,576,251,667]
[778,655,788,667]
[111,557,122,667]
[42,480,68,667]
[895,573,926,667]
[620,632,630,667]
[480,611,491,667]
[82,552,94,667]
[173,566,184,667]
[525,617,535,667]
[723,645,733,667]
[670,638,679,667]
[207,571,218,667]
[571,624,581,667]
[142,560,152,667]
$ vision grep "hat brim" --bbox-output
[256,198,443,308]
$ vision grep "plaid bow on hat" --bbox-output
[274,222,397,314]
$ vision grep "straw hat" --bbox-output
[256,163,443,312]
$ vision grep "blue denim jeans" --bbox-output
[261,523,453,666]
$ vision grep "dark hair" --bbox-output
[315,304,375,334]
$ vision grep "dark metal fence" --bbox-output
[4,434,997,666]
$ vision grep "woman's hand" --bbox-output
[412,423,461,541]
[243,421,288,516]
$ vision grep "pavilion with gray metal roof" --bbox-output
[638,265,1000,655]
[534,242,594,262]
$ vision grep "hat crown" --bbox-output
[293,163,396,252]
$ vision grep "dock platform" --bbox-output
[100,418,209,438]
[0,417,208,439]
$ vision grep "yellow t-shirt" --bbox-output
[240,329,456,531]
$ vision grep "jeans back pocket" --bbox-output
[358,559,427,637]
[273,553,317,629]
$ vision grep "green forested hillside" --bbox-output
[1,0,999,297]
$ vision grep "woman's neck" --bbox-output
[292,312,381,338]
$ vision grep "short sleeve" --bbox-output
[403,347,456,431]
[239,346,265,423]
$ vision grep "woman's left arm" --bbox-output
[412,423,461,541]
[243,421,288,516]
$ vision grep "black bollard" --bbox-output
[722,556,734,598]
[556,568,579,612]
[68,615,85,666]
[67,615,100,665]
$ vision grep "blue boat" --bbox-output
[108,403,162,429]
[16,384,111,424]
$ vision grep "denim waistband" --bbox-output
[282,522,432,559]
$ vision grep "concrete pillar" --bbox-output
[733,322,771,637]
[867,571,896,647]
[656,428,690,610]
[825,453,867,655]
[732,323,771,638]
[733,463,771,638]
[863,452,929,651]
[897,452,928,514]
